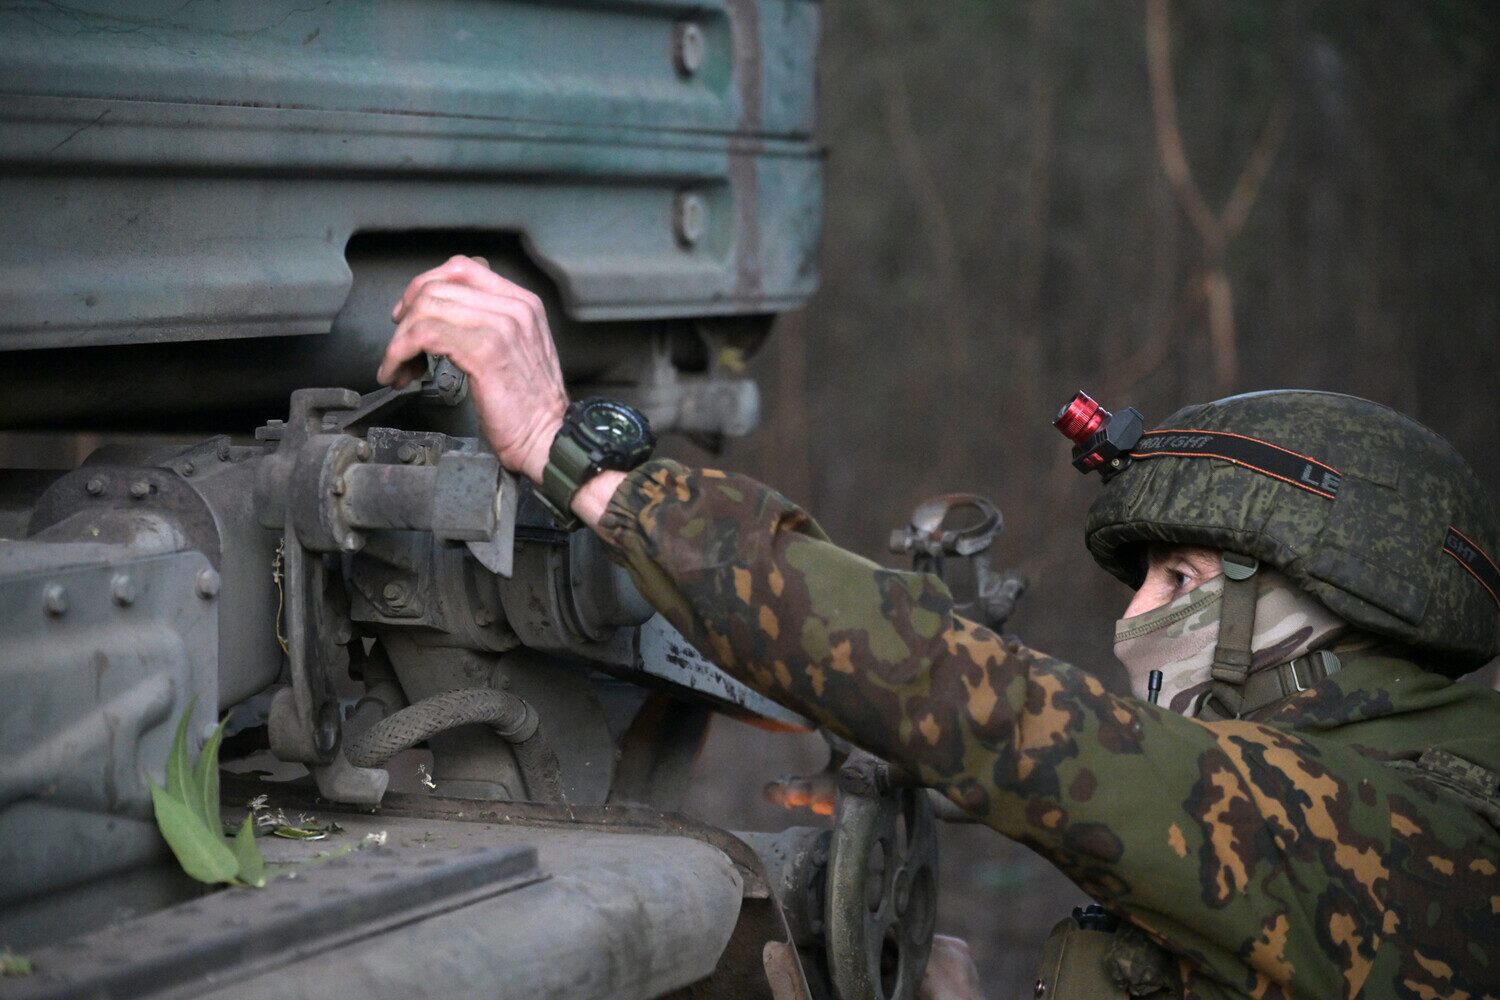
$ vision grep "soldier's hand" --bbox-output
[917,935,983,1000]
[379,255,568,484]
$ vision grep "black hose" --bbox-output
[343,688,564,804]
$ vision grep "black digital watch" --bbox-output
[534,398,655,528]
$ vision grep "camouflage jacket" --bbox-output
[600,461,1500,1000]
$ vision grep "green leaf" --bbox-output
[165,696,197,811]
[149,781,238,885]
[192,715,228,831]
[231,815,267,888]
[0,948,33,977]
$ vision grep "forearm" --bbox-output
[598,461,1412,998]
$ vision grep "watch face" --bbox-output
[572,398,655,468]
[582,400,643,446]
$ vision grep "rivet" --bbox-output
[195,568,221,599]
[383,581,409,609]
[330,476,346,496]
[129,481,150,500]
[397,443,421,464]
[179,462,195,477]
[84,477,105,497]
[673,191,707,248]
[355,441,371,461]
[111,574,136,606]
[217,441,232,461]
[42,583,67,616]
[673,21,705,77]
[341,535,363,553]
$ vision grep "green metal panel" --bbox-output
[0,0,822,351]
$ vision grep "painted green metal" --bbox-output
[0,0,822,355]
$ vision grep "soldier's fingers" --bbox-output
[394,258,543,324]
[379,316,488,386]
[421,257,547,322]
[399,281,534,332]
[382,302,532,385]
[392,255,495,320]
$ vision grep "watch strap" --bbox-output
[537,431,595,528]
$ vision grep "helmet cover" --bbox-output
[1085,390,1500,673]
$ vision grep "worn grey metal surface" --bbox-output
[0,544,217,914]
[637,614,810,728]
[2,805,755,1000]
[3,844,543,1000]
[26,439,283,707]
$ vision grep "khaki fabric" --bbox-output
[1112,569,1347,715]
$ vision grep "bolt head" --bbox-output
[674,191,707,248]
[195,568,221,599]
[217,441,232,461]
[674,21,705,77]
[330,475,346,496]
[84,477,105,497]
[42,583,67,616]
[355,440,372,461]
[129,480,150,500]
[341,535,363,553]
[397,443,420,464]
[382,581,409,607]
[315,702,340,756]
[111,573,136,607]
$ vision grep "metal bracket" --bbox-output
[889,494,1027,632]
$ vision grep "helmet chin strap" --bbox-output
[1199,552,1260,719]
[1198,552,1343,720]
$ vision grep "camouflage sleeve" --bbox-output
[599,460,1492,1000]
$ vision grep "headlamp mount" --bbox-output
[1053,391,1144,481]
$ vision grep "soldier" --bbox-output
[379,257,1500,999]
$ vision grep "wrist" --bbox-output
[571,469,628,530]
[518,411,565,485]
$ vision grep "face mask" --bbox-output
[1113,568,1348,716]
[1114,576,1225,713]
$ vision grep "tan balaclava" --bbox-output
[1113,567,1348,715]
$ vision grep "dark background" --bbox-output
[679,1,1500,995]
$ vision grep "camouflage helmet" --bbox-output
[1084,390,1500,674]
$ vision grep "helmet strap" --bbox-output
[1203,553,1260,718]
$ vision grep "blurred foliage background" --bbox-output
[681,1,1500,995]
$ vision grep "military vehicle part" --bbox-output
[741,757,940,1000]
[824,757,939,1000]
[344,687,564,804]
[1054,391,1146,479]
[0,0,821,438]
[7,804,760,1000]
[890,494,1028,632]
[0,377,812,945]
[0,1,867,994]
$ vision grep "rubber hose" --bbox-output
[343,688,564,804]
